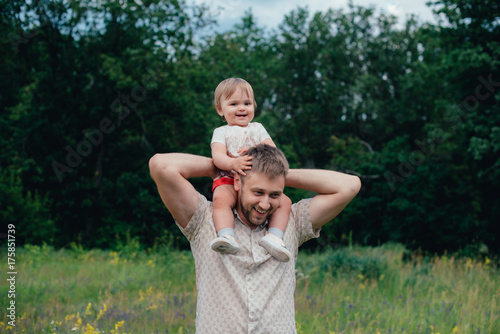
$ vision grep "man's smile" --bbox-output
[254,207,268,215]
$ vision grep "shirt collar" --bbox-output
[233,208,268,231]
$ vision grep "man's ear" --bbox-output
[234,174,241,191]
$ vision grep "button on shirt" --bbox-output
[176,193,320,334]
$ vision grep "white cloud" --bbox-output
[192,0,436,32]
[387,4,403,17]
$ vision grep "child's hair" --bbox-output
[214,78,257,113]
[241,144,289,181]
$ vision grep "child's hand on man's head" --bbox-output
[232,155,252,176]
[237,147,250,155]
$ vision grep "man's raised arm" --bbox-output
[149,153,217,228]
[286,169,361,230]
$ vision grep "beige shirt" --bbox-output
[176,193,320,334]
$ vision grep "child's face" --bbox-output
[217,88,255,127]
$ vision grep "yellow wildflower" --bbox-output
[86,302,92,315]
[84,324,98,334]
[138,289,145,301]
[77,314,82,327]
[110,251,120,265]
[97,303,108,320]
[115,321,125,330]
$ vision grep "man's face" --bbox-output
[234,172,285,229]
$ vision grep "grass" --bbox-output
[294,244,499,333]
[1,243,498,333]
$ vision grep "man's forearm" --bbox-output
[149,153,217,228]
[286,169,360,195]
[150,153,218,181]
[286,168,361,229]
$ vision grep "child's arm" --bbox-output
[212,142,253,176]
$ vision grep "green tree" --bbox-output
[427,0,500,252]
[1,0,214,248]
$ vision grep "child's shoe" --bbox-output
[210,235,240,254]
[259,233,291,262]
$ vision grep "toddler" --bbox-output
[209,78,292,262]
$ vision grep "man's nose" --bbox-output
[259,197,271,210]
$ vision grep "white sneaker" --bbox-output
[210,234,240,254]
[259,233,291,262]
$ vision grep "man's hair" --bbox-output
[214,78,257,112]
[241,144,289,181]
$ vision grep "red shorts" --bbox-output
[212,176,234,192]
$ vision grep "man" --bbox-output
[149,144,361,333]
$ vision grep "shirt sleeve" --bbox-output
[255,123,271,143]
[291,198,321,246]
[211,126,226,146]
[175,192,211,242]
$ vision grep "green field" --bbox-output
[1,243,498,333]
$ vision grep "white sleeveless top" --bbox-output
[211,122,271,157]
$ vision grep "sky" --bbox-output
[190,0,439,33]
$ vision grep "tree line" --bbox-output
[1,0,498,255]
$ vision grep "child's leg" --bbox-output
[259,194,292,262]
[211,184,239,254]
[213,184,237,233]
[267,194,292,237]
